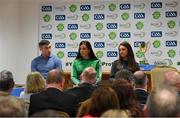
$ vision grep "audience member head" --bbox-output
[39,40,51,58]
[0,96,27,117]
[114,69,135,84]
[25,72,46,93]
[134,70,147,89]
[80,67,97,84]
[86,87,120,117]
[76,40,97,60]
[112,79,142,117]
[163,70,180,91]
[101,109,130,118]
[146,85,179,117]
[32,109,69,117]
[46,69,65,90]
[0,70,14,93]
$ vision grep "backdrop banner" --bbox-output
[39,0,180,72]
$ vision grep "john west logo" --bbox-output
[80,33,91,39]
[107,51,118,57]
[68,24,78,30]
[151,2,162,8]
[134,13,145,19]
[80,5,91,11]
[119,3,131,10]
[134,41,145,47]
[68,52,78,58]
[94,42,105,48]
[55,15,65,21]
[166,40,177,47]
[94,14,105,20]
[41,6,52,12]
[151,31,162,37]
[41,33,52,39]
[165,11,177,17]
[107,23,118,29]
[55,42,66,48]
[120,32,131,38]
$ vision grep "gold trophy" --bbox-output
[139,41,151,64]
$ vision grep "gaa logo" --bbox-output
[55,43,66,48]
[94,42,105,48]
[134,13,145,19]
[134,41,145,47]
[55,15,66,21]
[42,6,52,12]
[41,33,52,39]
[80,33,91,39]
[68,52,78,57]
[107,51,118,57]
[120,32,131,38]
[165,11,177,17]
[94,14,105,20]
[151,2,162,8]
[151,31,162,37]
[68,24,78,30]
[119,4,131,10]
[166,40,177,47]
[107,23,118,29]
[80,5,91,11]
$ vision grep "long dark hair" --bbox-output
[117,41,139,73]
[76,41,98,60]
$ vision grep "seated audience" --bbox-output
[77,86,119,117]
[112,79,143,117]
[145,85,179,117]
[20,72,46,102]
[65,67,97,109]
[29,69,77,116]
[0,96,27,117]
[0,70,14,96]
[134,70,149,106]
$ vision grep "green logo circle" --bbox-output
[136,21,144,30]
[108,3,116,11]
[152,11,161,19]
[56,23,64,31]
[167,49,176,58]
[82,14,90,21]
[136,50,144,58]
[57,51,64,59]
[96,22,103,31]
[69,4,77,13]
[96,51,104,58]
[108,32,116,40]
[121,12,129,21]
[69,32,77,40]
[167,20,176,29]
[43,14,51,22]
[153,40,161,48]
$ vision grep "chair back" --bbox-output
[151,66,177,90]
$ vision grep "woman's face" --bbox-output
[119,45,128,59]
[79,44,90,59]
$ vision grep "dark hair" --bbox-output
[0,70,14,91]
[114,69,135,83]
[39,40,50,47]
[46,69,64,84]
[76,41,98,60]
[117,41,139,73]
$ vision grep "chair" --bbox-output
[150,66,177,91]
[10,87,24,97]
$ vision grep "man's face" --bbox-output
[40,44,51,58]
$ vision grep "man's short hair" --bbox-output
[146,86,179,117]
[134,71,147,86]
[82,67,96,80]
[115,69,135,83]
[39,40,50,47]
[0,96,27,117]
[0,70,14,91]
[46,69,64,84]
